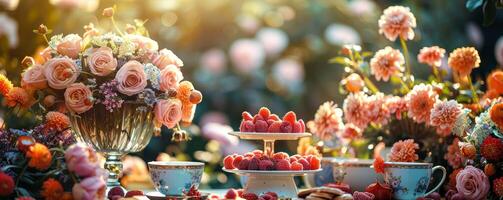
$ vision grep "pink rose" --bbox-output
[456,166,490,200]
[56,34,82,59]
[64,143,101,177]
[115,60,147,96]
[43,57,79,89]
[155,99,182,128]
[64,83,93,114]
[126,34,158,55]
[21,64,47,90]
[152,48,183,69]
[86,47,117,76]
[72,176,106,200]
[159,64,183,92]
[39,47,52,64]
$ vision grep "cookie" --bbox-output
[309,192,334,199]
[333,193,353,200]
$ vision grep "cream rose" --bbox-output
[159,64,183,92]
[155,99,182,128]
[115,60,147,96]
[86,47,117,76]
[21,64,47,90]
[152,48,184,69]
[57,34,82,59]
[43,57,79,89]
[39,47,52,64]
[64,83,93,114]
[126,34,158,55]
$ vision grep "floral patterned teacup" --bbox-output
[148,161,204,196]
[384,162,446,200]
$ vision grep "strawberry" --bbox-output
[289,156,298,163]
[310,156,321,170]
[232,155,244,168]
[267,119,276,126]
[125,190,144,197]
[298,158,311,170]
[260,194,274,200]
[265,192,278,200]
[273,152,289,160]
[267,121,282,133]
[244,152,254,158]
[254,120,269,132]
[258,107,271,119]
[249,157,260,170]
[242,111,254,121]
[298,119,306,132]
[292,121,302,133]
[259,160,274,170]
[252,150,264,157]
[282,111,297,125]
[279,121,293,133]
[291,161,303,171]
[242,193,259,200]
[268,114,280,121]
[223,155,235,169]
[253,115,264,123]
[240,120,255,132]
[237,189,244,197]
[275,159,291,170]
[225,189,239,199]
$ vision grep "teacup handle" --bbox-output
[424,166,447,196]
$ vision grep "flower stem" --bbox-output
[398,77,410,93]
[467,76,479,103]
[43,35,51,47]
[362,76,380,94]
[400,38,411,82]
[111,16,124,36]
[432,66,441,82]
[15,163,29,191]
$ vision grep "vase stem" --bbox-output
[104,152,123,187]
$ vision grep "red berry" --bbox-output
[292,154,302,159]
[279,121,293,133]
[252,150,264,157]
[267,119,276,126]
[111,195,123,200]
[275,159,291,170]
[249,157,261,170]
[292,121,302,133]
[268,114,280,121]
[107,186,125,199]
[298,119,306,132]
[268,121,282,133]
[254,120,269,132]
[233,155,244,168]
[494,177,503,197]
[253,115,265,123]
[125,190,144,197]
[480,136,503,161]
[305,155,314,163]
[291,161,303,171]
[223,155,235,169]
[282,111,297,125]
[298,158,311,170]
[273,152,289,160]
[237,189,244,197]
[289,157,298,163]
[259,160,274,170]
[310,156,321,170]
[225,189,239,199]
[242,193,259,200]
[237,158,251,170]
[265,192,278,200]
[260,194,274,200]
[242,111,254,121]
[258,107,271,119]
[240,120,255,132]
[244,152,254,158]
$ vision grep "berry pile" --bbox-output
[107,187,144,200]
[239,107,306,133]
[225,188,278,200]
[223,150,321,171]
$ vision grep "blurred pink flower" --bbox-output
[388,139,419,162]
[385,96,407,119]
[343,92,370,129]
[200,48,227,75]
[200,112,229,127]
[348,0,376,16]
[324,23,361,46]
[49,0,99,12]
[495,36,503,66]
[378,6,416,41]
[417,46,445,68]
[65,143,101,177]
[272,58,304,88]
[202,122,238,146]
[370,46,405,81]
[0,0,19,10]
[72,176,106,200]
[444,138,466,169]
[364,93,391,126]
[256,28,289,56]
[406,84,438,124]
[456,166,490,200]
[229,39,265,74]
[338,123,362,145]
[0,14,17,48]
[430,100,462,137]
[307,101,344,141]
[237,15,261,34]
[122,155,148,176]
[466,22,484,48]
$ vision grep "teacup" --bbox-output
[148,161,204,196]
[303,157,337,187]
[384,162,446,200]
[333,158,382,192]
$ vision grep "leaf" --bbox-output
[466,0,484,11]
[483,0,497,26]
[16,187,31,197]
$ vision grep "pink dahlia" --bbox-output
[370,46,405,81]
[307,101,344,141]
[343,92,370,129]
[338,123,362,145]
[364,93,391,126]
[444,138,466,169]
[430,100,463,137]
[405,84,438,124]
[417,46,445,67]
[388,139,419,162]
[385,96,407,119]
[378,6,416,41]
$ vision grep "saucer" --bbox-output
[146,191,210,200]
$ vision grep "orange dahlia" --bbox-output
[0,74,13,96]
[41,178,64,200]
[487,70,503,95]
[44,111,70,132]
[4,87,35,108]
[373,156,386,174]
[177,81,197,125]
[448,47,480,77]
[388,139,419,162]
[378,6,416,41]
[417,46,445,68]
[490,103,503,130]
[26,143,52,171]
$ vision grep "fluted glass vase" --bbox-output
[69,102,155,187]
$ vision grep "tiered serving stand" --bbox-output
[223,132,321,198]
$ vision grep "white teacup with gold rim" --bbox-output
[333,159,382,192]
[148,161,204,196]
[384,162,446,200]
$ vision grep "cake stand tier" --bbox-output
[224,168,321,198]
[229,132,311,157]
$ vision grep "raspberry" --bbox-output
[240,120,255,132]
[260,194,274,200]
[292,154,302,159]
[249,157,261,170]
[242,111,254,121]
[223,155,235,169]
[259,160,275,170]
[107,186,125,199]
[233,155,244,168]
[310,156,321,170]
[268,114,280,121]
[252,150,264,157]
[237,158,251,170]
[253,115,265,123]
[480,136,503,161]
[282,111,297,125]
[289,156,298,163]
[292,121,302,133]
[267,119,276,126]
[279,121,293,133]
[265,192,278,200]
[225,189,239,199]
[298,119,306,132]
[275,159,291,170]
[298,158,311,170]
[305,155,313,163]
[258,107,271,119]
[242,193,259,200]
[125,190,144,197]
[291,161,303,171]
[111,195,123,200]
[237,189,244,197]
[244,152,254,158]
[273,152,289,160]
[254,120,269,132]
[268,121,282,133]
[494,177,503,197]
